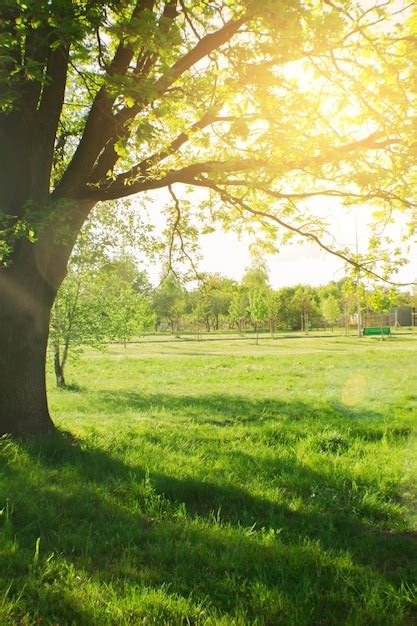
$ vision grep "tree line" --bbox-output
[52,245,414,388]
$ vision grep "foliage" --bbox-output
[52,258,417,367]
[228,287,248,333]
[153,274,188,334]
[248,288,268,343]
[241,259,270,292]
[50,209,154,386]
[292,286,319,331]
[2,0,415,272]
[190,274,237,332]
[99,259,156,347]
[321,295,341,330]
[49,265,110,387]
[366,286,398,314]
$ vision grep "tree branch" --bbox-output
[84,129,399,201]
[90,107,220,188]
[83,159,264,200]
[88,1,181,185]
[55,10,246,199]
[93,14,247,182]
[167,184,201,277]
[199,182,416,210]
[35,43,70,202]
[54,1,154,198]
[193,180,415,286]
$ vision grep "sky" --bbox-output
[198,212,417,289]
[136,189,417,291]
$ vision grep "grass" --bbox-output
[1,333,417,625]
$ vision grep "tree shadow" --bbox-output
[1,393,416,624]
[91,389,411,440]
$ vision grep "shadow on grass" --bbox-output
[92,389,412,441]
[0,393,416,624]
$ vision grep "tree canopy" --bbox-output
[1,1,416,273]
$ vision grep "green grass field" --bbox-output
[1,333,416,625]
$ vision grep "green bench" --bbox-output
[363,326,391,336]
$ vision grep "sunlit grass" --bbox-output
[1,333,416,624]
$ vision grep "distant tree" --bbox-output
[273,287,299,331]
[339,280,357,335]
[317,281,343,302]
[248,289,268,345]
[133,271,154,297]
[265,289,281,337]
[193,274,236,331]
[366,286,398,314]
[409,282,417,303]
[51,253,153,386]
[292,286,319,332]
[153,274,187,336]
[321,295,341,332]
[190,291,204,340]
[136,301,156,338]
[49,210,125,388]
[50,266,110,388]
[229,287,248,335]
[242,259,270,292]
[101,261,155,347]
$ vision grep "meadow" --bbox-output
[1,332,416,625]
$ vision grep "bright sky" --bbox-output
[198,209,417,289]
[137,190,417,290]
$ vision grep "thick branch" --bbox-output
[83,159,264,200]
[55,14,247,199]
[54,1,154,198]
[90,108,219,188]
[84,130,398,202]
[21,23,52,115]
[88,1,181,185]
[35,43,70,202]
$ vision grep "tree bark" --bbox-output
[0,261,55,436]
[53,341,66,389]
[0,199,94,436]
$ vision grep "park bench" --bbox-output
[363,326,391,336]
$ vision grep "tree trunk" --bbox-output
[54,341,66,389]
[0,198,94,436]
[0,263,55,437]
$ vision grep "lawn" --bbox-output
[1,333,416,625]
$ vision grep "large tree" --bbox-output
[0,1,415,436]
